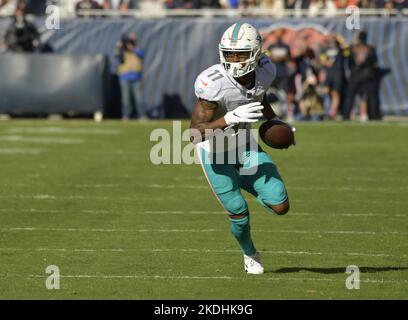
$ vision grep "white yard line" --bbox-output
[142,211,406,217]
[20,274,408,284]
[250,198,408,205]
[288,213,407,217]
[3,182,408,192]
[0,195,124,201]
[0,135,84,144]
[151,248,407,258]
[146,184,408,192]
[0,208,222,215]
[9,183,403,193]
[6,184,117,188]
[0,148,43,155]
[2,227,407,235]
[6,184,118,188]
[0,247,405,258]
[0,208,405,217]
[287,166,405,172]
[0,209,402,217]
[148,184,208,190]
[289,186,408,192]
[290,176,405,183]
[7,127,121,135]
[0,194,407,205]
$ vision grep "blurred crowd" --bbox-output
[1,0,408,16]
[264,29,384,121]
[164,0,408,10]
[1,1,49,52]
[0,0,389,121]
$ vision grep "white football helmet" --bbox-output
[219,22,262,78]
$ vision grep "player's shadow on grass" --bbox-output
[269,267,408,274]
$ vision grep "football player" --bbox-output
[189,23,291,274]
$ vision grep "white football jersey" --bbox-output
[194,53,276,153]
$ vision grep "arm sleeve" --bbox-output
[260,55,277,87]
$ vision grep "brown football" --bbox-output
[259,120,295,149]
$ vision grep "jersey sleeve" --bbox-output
[194,70,222,103]
[259,54,277,87]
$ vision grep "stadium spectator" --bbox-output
[308,0,337,16]
[101,0,118,9]
[3,0,75,17]
[293,47,323,120]
[164,0,178,8]
[296,71,325,121]
[14,0,406,15]
[97,0,140,10]
[267,29,296,121]
[0,0,17,15]
[199,0,221,8]
[219,0,239,8]
[75,0,102,14]
[284,0,311,11]
[370,0,408,8]
[4,2,41,52]
[334,0,359,8]
[318,34,347,119]
[164,0,191,8]
[0,0,10,6]
[164,0,220,8]
[384,0,408,9]
[137,0,164,11]
[115,33,146,120]
[343,31,382,121]
[24,0,47,15]
[9,0,408,15]
[260,0,284,15]
[239,0,258,9]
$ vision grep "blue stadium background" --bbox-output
[1,16,408,116]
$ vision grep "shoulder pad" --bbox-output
[194,66,224,102]
[259,55,276,83]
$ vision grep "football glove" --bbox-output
[224,102,264,126]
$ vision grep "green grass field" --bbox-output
[0,120,407,299]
